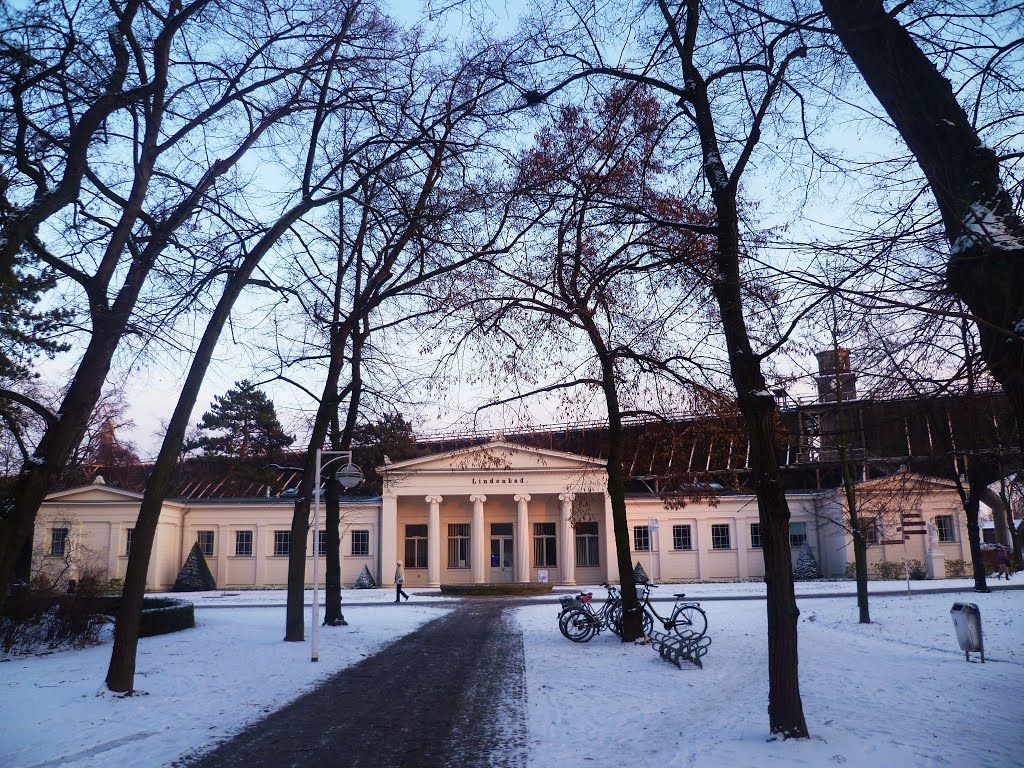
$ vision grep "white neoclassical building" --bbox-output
[33,441,973,591]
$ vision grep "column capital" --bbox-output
[514,494,531,503]
[425,495,443,504]
[558,492,575,503]
[469,494,487,503]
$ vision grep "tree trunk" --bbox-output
[834,352,870,623]
[325,323,367,625]
[820,0,1024,459]
[285,318,352,640]
[952,455,993,592]
[603,364,642,641]
[840,444,870,623]
[707,166,807,738]
[323,466,344,626]
[106,251,265,690]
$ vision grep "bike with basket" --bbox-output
[557,582,624,642]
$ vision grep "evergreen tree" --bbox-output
[192,381,294,461]
[793,543,821,581]
[0,256,70,383]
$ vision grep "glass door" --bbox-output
[489,522,514,582]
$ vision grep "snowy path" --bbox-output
[180,601,527,768]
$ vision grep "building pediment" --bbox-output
[380,440,605,475]
[854,473,957,493]
[45,477,145,503]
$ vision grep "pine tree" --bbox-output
[192,381,294,461]
[793,543,821,581]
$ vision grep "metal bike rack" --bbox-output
[649,629,711,669]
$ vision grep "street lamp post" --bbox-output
[312,449,363,662]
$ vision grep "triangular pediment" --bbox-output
[854,473,957,493]
[45,479,144,503]
[379,440,604,474]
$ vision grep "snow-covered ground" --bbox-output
[518,587,1024,768]
[1,583,1021,767]
[0,600,449,768]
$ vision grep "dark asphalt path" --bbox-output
[180,601,527,768]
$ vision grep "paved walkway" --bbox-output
[181,601,527,768]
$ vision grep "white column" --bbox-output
[217,524,229,587]
[515,494,531,582]
[426,495,443,586]
[256,523,268,587]
[381,495,397,585]
[559,493,576,586]
[107,522,119,582]
[603,493,619,582]
[737,519,748,579]
[149,523,161,589]
[470,494,487,584]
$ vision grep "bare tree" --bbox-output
[453,84,720,639]
[0,0,359,602]
[103,0,447,692]
[819,0,1024,455]
[507,0,829,736]
[264,40,517,642]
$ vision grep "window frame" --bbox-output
[789,522,807,548]
[711,523,731,550]
[50,527,69,557]
[750,523,762,549]
[633,525,651,552]
[317,529,328,557]
[351,529,370,557]
[447,523,470,569]
[125,528,134,557]
[273,530,290,557]
[405,524,428,569]
[935,515,956,543]
[575,522,600,567]
[234,530,254,557]
[672,524,692,551]
[197,530,215,558]
[533,522,557,567]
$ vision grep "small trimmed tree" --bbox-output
[793,543,821,581]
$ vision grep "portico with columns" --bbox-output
[379,442,611,587]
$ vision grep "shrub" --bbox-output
[871,560,905,580]
[907,559,927,580]
[844,562,857,579]
[138,598,194,637]
[945,559,969,578]
[1,574,111,654]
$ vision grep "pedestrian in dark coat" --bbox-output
[395,560,410,602]
[996,548,1012,580]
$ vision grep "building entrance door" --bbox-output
[490,523,514,582]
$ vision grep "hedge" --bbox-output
[97,596,195,637]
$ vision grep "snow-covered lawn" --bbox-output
[518,587,1024,768]
[0,600,448,768]
[2,583,1021,767]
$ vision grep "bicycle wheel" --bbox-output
[614,605,652,638]
[560,608,597,642]
[641,609,654,636]
[672,605,707,638]
[606,602,623,636]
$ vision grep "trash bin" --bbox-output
[950,602,984,662]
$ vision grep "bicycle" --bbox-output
[557,582,621,643]
[635,582,707,639]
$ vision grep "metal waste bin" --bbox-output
[950,602,984,662]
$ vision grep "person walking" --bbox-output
[996,547,1012,580]
[395,560,410,602]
